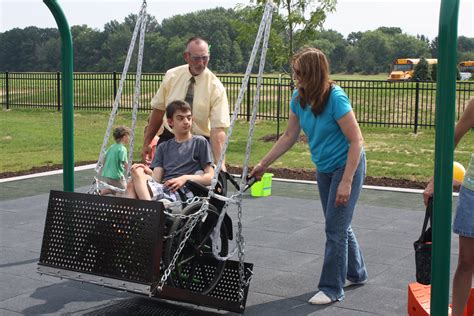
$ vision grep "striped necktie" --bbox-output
[184,76,196,108]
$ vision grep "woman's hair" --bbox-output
[292,47,334,115]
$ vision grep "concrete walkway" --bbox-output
[0,169,460,315]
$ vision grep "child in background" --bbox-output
[100,126,131,195]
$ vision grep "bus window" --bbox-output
[393,64,413,72]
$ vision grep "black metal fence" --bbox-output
[1,71,473,133]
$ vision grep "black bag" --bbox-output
[413,198,433,285]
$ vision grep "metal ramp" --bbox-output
[38,190,253,313]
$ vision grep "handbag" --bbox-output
[413,198,433,285]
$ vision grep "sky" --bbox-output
[0,0,473,40]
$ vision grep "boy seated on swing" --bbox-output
[124,100,214,202]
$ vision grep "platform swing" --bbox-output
[38,1,275,313]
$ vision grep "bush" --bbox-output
[413,58,432,81]
[431,64,437,81]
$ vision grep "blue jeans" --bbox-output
[316,151,368,301]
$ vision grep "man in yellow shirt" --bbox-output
[142,36,230,170]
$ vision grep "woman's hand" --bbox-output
[423,177,434,207]
[249,163,266,181]
[335,179,352,207]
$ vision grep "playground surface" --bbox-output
[0,168,460,315]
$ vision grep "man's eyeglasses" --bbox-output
[189,54,210,62]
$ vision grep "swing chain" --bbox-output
[154,201,209,293]
[162,203,207,240]
[161,196,207,218]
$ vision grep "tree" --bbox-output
[72,25,106,71]
[347,31,362,46]
[159,8,241,72]
[413,57,431,81]
[312,29,347,73]
[417,34,430,44]
[352,31,391,74]
[252,0,337,73]
[458,36,474,53]
[377,26,402,36]
[233,5,286,72]
[430,63,437,81]
[459,51,474,63]
[36,38,60,70]
[429,63,459,82]
[430,37,439,58]
[388,33,430,64]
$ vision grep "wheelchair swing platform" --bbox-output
[38,190,253,313]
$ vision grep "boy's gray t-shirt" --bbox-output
[150,135,213,181]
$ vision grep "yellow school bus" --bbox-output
[388,58,438,81]
[459,61,474,72]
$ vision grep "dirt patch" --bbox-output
[226,166,427,189]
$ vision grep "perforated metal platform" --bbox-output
[38,190,253,313]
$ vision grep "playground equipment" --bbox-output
[250,172,274,197]
[407,0,466,314]
[408,283,474,316]
[39,0,275,313]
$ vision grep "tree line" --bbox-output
[1,5,473,75]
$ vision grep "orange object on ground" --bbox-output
[408,282,432,316]
[464,288,474,316]
[408,283,474,316]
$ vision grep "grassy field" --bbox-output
[1,109,473,181]
[331,73,389,80]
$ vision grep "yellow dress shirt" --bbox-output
[150,65,230,137]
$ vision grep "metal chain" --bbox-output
[89,177,127,194]
[161,196,206,217]
[209,0,272,189]
[126,5,147,177]
[162,200,208,240]
[94,2,145,174]
[208,0,274,264]
[237,2,274,304]
[90,1,147,193]
[163,215,200,240]
[154,201,209,293]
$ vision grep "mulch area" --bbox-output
[226,166,427,189]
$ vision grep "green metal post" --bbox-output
[44,0,74,192]
[431,0,459,315]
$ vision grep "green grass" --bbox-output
[332,73,389,80]
[1,109,473,181]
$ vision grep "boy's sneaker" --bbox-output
[344,279,367,288]
[308,291,334,305]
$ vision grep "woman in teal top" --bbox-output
[251,47,367,305]
[423,98,474,316]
